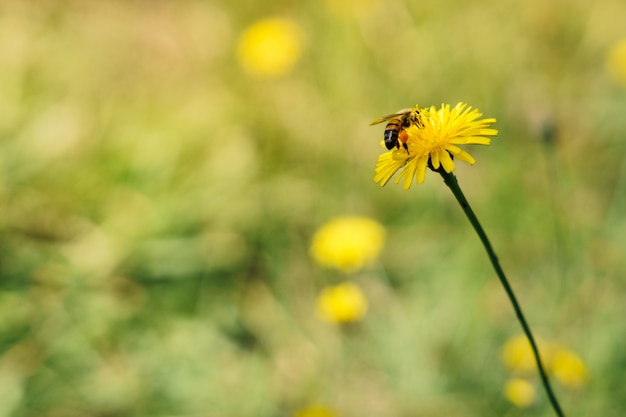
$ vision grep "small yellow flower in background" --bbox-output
[504,378,537,408]
[502,335,588,390]
[551,347,589,389]
[501,334,552,375]
[606,38,626,86]
[237,17,303,78]
[294,405,337,417]
[373,102,497,189]
[310,216,385,273]
[317,282,368,323]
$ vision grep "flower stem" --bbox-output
[437,168,565,417]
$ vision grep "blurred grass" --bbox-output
[0,0,625,416]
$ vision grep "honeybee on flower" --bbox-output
[369,107,421,152]
[371,102,497,189]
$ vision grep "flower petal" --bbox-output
[415,154,429,184]
[450,136,492,145]
[452,148,476,165]
[440,149,455,173]
[430,149,440,169]
[397,159,417,189]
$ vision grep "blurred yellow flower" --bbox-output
[237,17,303,78]
[501,334,551,375]
[310,216,385,273]
[606,38,626,85]
[504,378,536,408]
[294,405,337,417]
[316,282,367,323]
[551,348,589,389]
[373,103,497,189]
[503,335,588,391]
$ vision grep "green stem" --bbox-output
[438,168,565,417]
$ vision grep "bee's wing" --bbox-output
[369,109,412,126]
[369,114,397,126]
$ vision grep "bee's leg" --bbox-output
[398,130,410,153]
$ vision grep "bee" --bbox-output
[370,108,421,152]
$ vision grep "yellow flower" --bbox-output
[294,405,337,417]
[316,282,367,323]
[501,334,552,375]
[606,38,626,85]
[310,216,385,273]
[237,18,303,78]
[504,378,536,408]
[373,103,497,189]
[551,348,589,389]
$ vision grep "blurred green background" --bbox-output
[1,0,625,416]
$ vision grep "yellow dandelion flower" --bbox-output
[606,38,626,86]
[294,405,337,417]
[237,17,303,78]
[310,216,385,273]
[504,378,537,408]
[551,348,589,389]
[502,334,552,375]
[373,102,497,189]
[316,282,368,324]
